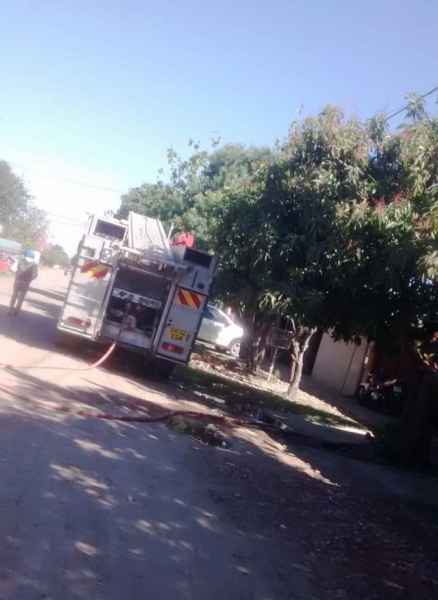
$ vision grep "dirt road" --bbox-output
[0,270,312,600]
[0,270,437,600]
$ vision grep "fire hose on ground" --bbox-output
[0,314,287,433]
[0,310,128,373]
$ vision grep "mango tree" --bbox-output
[211,106,370,385]
[334,96,438,461]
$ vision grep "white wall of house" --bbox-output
[311,333,368,396]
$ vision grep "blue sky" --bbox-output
[0,0,437,252]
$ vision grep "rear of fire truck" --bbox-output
[57,211,216,374]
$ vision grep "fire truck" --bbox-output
[58,212,216,376]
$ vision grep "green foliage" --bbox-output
[116,95,438,377]
[333,101,438,364]
[209,102,437,381]
[41,244,70,268]
[117,182,184,232]
[117,142,273,249]
[210,107,371,349]
[0,160,49,248]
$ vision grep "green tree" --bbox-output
[211,99,438,442]
[41,243,70,269]
[116,102,437,462]
[0,160,48,248]
[211,107,370,381]
[208,185,276,370]
[117,143,273,248]
[332,97,438,461]
[117,181,184,233]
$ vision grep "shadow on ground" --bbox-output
[171,361,357,429]
[29,286,67,303]
[1,280,438,599]
[0,370,321,600]
[0,286,63,351]
[1,367,438,599]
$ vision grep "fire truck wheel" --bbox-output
[55,331,83,349]
[154,359,175,380]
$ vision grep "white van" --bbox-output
[198,304,244,357]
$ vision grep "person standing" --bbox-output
[9,249,38,316]
[65,252,78,276]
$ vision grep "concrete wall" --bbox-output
[311,333,368,396]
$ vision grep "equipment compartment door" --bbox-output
[58,255,113,338]
[156,287,207,364]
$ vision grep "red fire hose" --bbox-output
[1,385,253,425]
[0,341,117,372]
[0,318,279,431]
[0,313,127,372]
[1,384,271,431]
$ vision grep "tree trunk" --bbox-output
[238,309,256,367]
[394,369,437,463]
[287,329,316,399]
[240,316,271,373]
[288,348,305,398]
[399,347,421,420]
[290,360,296,384]
[254,329,269,373]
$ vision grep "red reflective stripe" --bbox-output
[80,262,97,273]
[177,290,190,306]
[191,293,201,309]
[94,268,108,279]
[80,263,108,278]
[175,289,203,309]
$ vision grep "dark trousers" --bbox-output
[10,280,30,314]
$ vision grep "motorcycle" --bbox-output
[357,372,404,414]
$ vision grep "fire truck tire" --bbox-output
[153,359,175,380]
[55,331,83,348]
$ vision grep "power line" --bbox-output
[385,85,438,121]
[46,211,86,224]
[7,161,125,194]
[4,87,437,200]
[40,172,124,194]
[48,220,85,227]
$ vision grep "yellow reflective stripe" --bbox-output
[174,289,203,309]
[181,289,198,309]
[83,265,108,278]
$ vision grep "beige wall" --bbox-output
[311,333,368,396]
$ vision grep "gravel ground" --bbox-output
[1,270,437,600]
[190,352,358,425]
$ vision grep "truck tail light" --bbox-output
[162,342,184,354]
[66,316,92,329]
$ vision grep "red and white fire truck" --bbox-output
[58,212,216,375]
